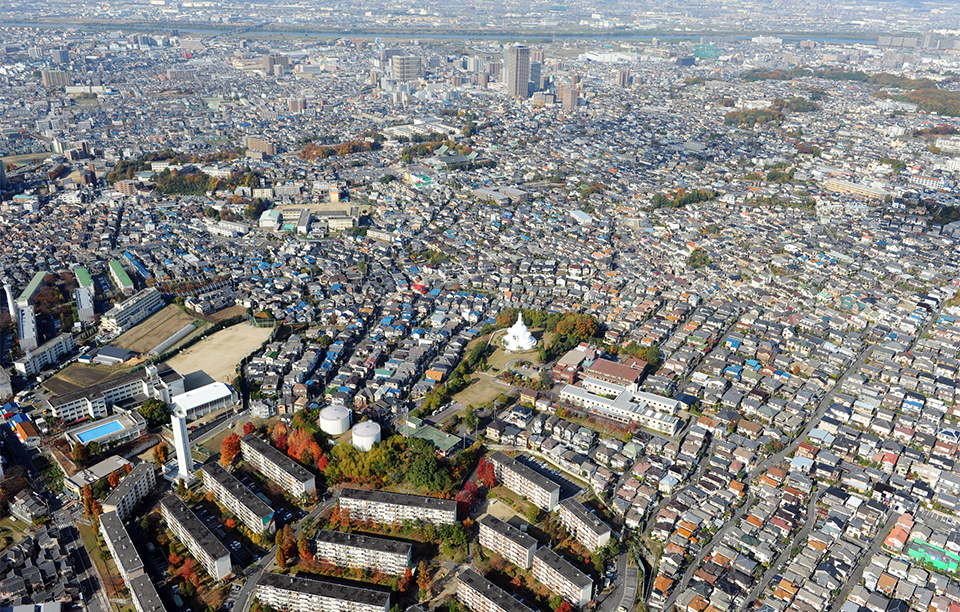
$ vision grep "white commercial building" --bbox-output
[171,382,238,420]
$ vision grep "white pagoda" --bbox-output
[502,313,537,352]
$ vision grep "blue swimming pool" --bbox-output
[76,419,124,444]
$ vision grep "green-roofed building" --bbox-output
[17,271,47,305]
[398,417,463,457]
[74,267,94,288]
[109,260,134,293]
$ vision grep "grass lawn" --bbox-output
[78,521,126,609]
[194,421,243,457]
[451,374,512,408]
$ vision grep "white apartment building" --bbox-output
[100,510,145,582]
[129,573,167,612]
[241,434,316,498]
[256,572,390,612]
[160,495,232,581]
[531,547,593,608]
[489,452,561,511]
[100,287,164,335]
[315,529,412,575]
[338,487,457,526]
[103,463,156,520]
[199,463,275,534]
[14,332,75,376]
[478,515,537,569]
[457,569,537,612]
[558,499,612,553]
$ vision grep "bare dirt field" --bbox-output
[452,374,512,408]
[167,322,273,385]
[204,304,246,323]
[43,363,128,395]
[112,304,207,354]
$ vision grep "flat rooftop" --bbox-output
[559,498,612,537]
[478,515,536,550]
[258,572,391,607]
[99,510,144,577]
[489,451,561,495]
[104,463,155,509]
[457,569,536,612]
[200,462,274,518]
[129,573,166,612]
[339,486,457,514]
[160,495,230,561]
[241,434,314,483]
[534,547,593,589]
[315,529,413,556]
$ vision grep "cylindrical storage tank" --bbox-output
[319,405,351,435]
[352,421,382,452]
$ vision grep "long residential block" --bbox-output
[199,462,275,534]
[457,569,537,612]
[256,572,390,612]
[129,574,166,612]
[339,487,457,526]
[160,495,232,581]
[103,463,156,520]
[478,515,537,570]
[241,434,316,498]
[531,547,593,608]
[488,451,561,511]
[100,510,145,582]
[315,529,412,575]
[558,498,612,553]
[100,287,164,334]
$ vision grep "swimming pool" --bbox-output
[76,419,125,444]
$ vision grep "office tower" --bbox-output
[41,70,71,88]
[529,62,541,93]
[390,55,422,82]
[922,32,935,49]
[530,49,545,63]
[616,68,630,87]
[0,164,5,191]
[504,45,531,98]
[288,98,307,112]
[172,409,193,481]
[570,73,580,87]
[476,73,489,88]
[51,49,69,64]
[467,56,485,73]
[562,85,578,111]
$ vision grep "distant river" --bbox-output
[1,21,876,44]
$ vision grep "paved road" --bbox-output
[656,493,754,612]
[737,485,821,612]
[234,490,338,612]
[596,551,630,612]
[827,512,899,612]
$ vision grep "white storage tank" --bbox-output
[352,421,381,452]
[319,405,351,436]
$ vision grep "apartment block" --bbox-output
[256,572,390,612]
[531,548,593,608]
[14,332,75,376]
[477,515,537,569]
[99,510,145,582]
[129,574,166,612]
[558,499,612,553]
[339,487,457,526]
[103,463,156,520]
[315,529,412,575]
[457,569,537,612]
[100,287,164,335]
[199,462,275,534]
[160,496,232,581]
[488,452,561,511]
[241,434,316,498]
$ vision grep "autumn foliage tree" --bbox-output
[225,518,236,529]
[272,423,289,452]
[107,470,122,489]
[72,443,89,464]
[477,457,497,489]
[243,421,256,436]
[221,433,241,466]
[153,442,168,464]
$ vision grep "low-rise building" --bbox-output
[50,363,183,423]
[256,572,391,612]
[160,496,232,581]
[489,451,561,511]
[9,489,48,524]
[315,529,412,575]
[558,499,612,552]
[64,455,132,498]
[14,333,75,376]
[531,547,593,608]
[478,515,537,569]
[100,287,164,334]
[129,573,167,612]
[241,434,316,498]
[199,462,275,534]
[339,487,457,526]
[100,510,145,582]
